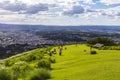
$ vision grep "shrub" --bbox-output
[49,58,56,63]
[37,59,51,69]
[0,69,15,80]
[25,54,37,62]
[100,46,120,50]
[4,60,14,66]
[10,62,33,79]
[11,62,32,73]
[26,68,50,80]
[20,53,43,62]
[90,50,97,55]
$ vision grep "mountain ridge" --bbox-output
[0,23,120,33]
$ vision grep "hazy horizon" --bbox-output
[1,22,120,26]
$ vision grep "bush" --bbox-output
[49,58,56,63]
[4,60,14,66]
[10,62,33,79]
[11,62,32,73]
[37,59,51,69]
[101,46,120,50]
[20,53,44,62]
[0,69,15,80]
[24,54,37,62]
[90,50,97,55]
[26,68,50,80]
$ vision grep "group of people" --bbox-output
[49,46,67,56]
[49,49,56,56]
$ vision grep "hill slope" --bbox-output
[0,44,120,80]
[50,44,120,80]
[0,47,52,80]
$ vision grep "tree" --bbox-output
[87,37,115,46]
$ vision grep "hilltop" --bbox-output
[50,44,120,80]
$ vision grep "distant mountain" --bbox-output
[0,23,120,33]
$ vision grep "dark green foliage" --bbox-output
[49,58,56,63]
[23,54,37,62]
[4,60,14,66]
[21,48,52,62]
[87,37,115,46]
[1,48,52,80]
[19,50,44,62]
[0,69,15,80]
[90,50,97,55]
[37,59,51,69]
[10,62,32,79]
[36,31,89,43]
[101,46,120,50]
[26,69,50,80]
[11,62,32,73]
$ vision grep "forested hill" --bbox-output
[0,23,120,33]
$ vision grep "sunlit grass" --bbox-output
[0,44,120,80]
[50,44,120,80]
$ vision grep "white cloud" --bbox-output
[63,5,85,16]
[83,0,95,4]
[100,0,120,5]
[100,6,120,18]
[0,1,49,14]
[0,0,120,25]
[0,0,56,5]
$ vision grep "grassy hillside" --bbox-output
[0,48,53,80]
[50,44,120,80]
[0,44,120,80]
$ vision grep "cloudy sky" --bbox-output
[0,0,120,25]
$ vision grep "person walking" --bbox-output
[59,47,62,56]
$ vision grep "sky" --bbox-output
[0,0,120,25]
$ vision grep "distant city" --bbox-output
[0,23,120,58]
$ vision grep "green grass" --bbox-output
[50,44,120,80]
[0,47,52,80]
[0,44,120,80]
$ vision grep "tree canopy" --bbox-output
[87,37,115,46]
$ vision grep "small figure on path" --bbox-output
[50,51,54,56]
[59,47,63,56]
[53,49,56,54]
